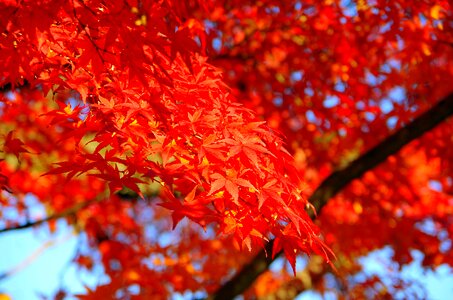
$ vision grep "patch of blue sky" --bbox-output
[370,7,380,15]
[415,218,439,236]
[291,71,303,82]
[296,291,325,300]
[305,110,316,123]
[172,291,207,300]
[396,35,405,50]
[265,5,280,15]
[388,86,406,103]
[323,95,339,108]
[67,97,90,121]
[5,91,15,101]
[212,38,222,51]
[356,101,365,110]
[440,238,452,254]
[415,219,452,254]
[386,116,398,129]
[203,20,216,30]
[338,128,347,137]
[429,180,443,192]
[365,71,386,86]
[339,0,381,19]
[401,250,453,299]
[380,59,401,73]
[432,20,443,33]
[418,13,427,26]
[380,98,394,114]
[304,87,314,97]
[334,81,346,92]
[268,256,287,273]
[297,274,338,300]
[273,96,283,107]
[358,247,394,275]
[377,21,393,34]
[0,224,99,299]
[158,227,184,248]
[357,246,453,300]
[364,112,375,121]
[0,91,14,116]
[194,36,202,47]
[437,230,452,254]
[387,58,402,70]
[302,6,317,16]
[1,194,46,228]
[358,248,418,293]
[23,194,47,221]
[339,0,357,17]
[380,62,394,74]
[144,222,160,241]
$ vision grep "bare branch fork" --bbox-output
[208,92,453,300]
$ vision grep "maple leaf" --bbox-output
[223,130,274,171]
[198,133,226,163]
[207,172,252,204]
[158,187,218,228]
[1,131,30,159]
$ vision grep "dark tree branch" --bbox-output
[0,195,105,234]
[208,92,453,300]
[309,92,453,214]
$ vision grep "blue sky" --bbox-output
[0,222,94,300]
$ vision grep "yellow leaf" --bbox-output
[275,73,285,83]
[63,104,73,114]
[179,156,190,165]
[125,270,140,281]
[430,5,442,20]
[422,43,432,56]
[357,0,368,11]
[0,294,12,300]
[353,202,363,214]
[185,264,195,274]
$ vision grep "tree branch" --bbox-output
[208,92,453,300]
[0,195,105,235]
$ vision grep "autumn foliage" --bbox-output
[1,0,452,299]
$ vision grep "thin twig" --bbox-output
[0,195,105,234]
